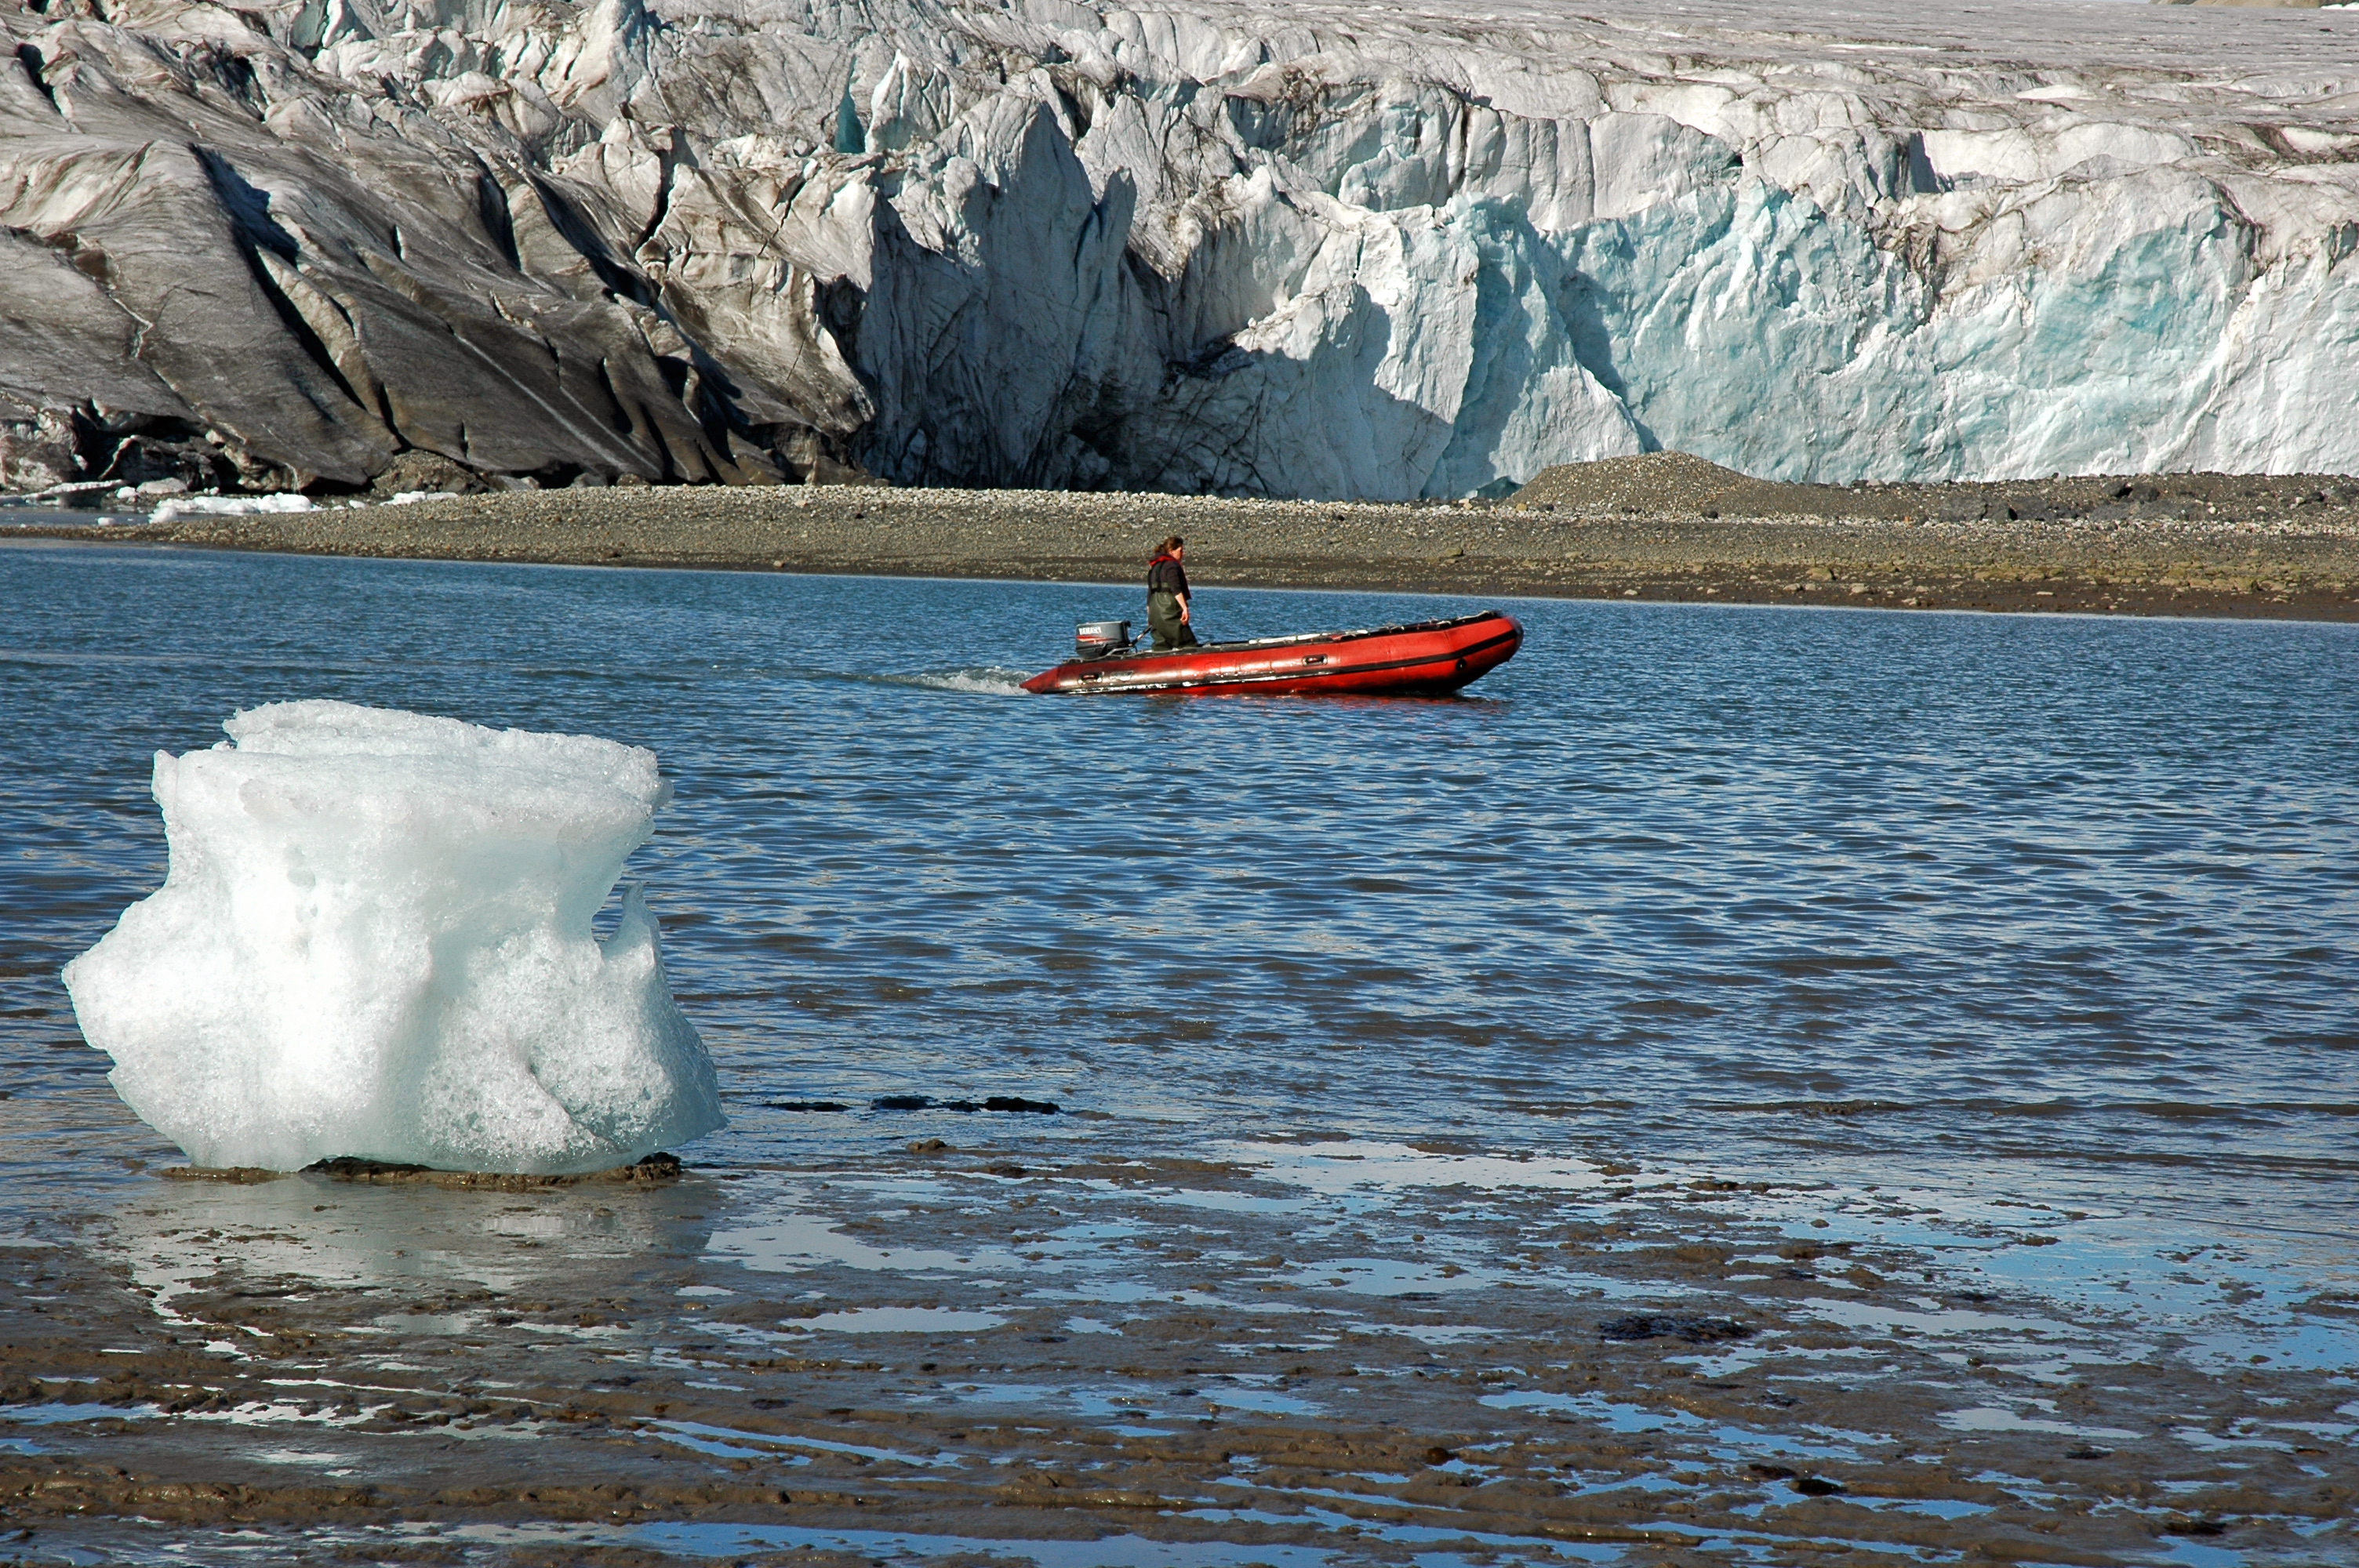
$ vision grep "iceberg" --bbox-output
[63,702,724,1175]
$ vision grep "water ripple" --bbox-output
[0,545,2353,1240]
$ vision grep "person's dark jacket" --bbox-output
[1147,553,1189,598]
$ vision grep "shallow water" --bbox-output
[5,540,2354,1207]
[2,539,2354,1565]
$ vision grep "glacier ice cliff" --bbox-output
[62,702,724,1174]
[3,0,2357,499]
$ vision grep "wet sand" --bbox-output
[10,456,2359,622]
[5,1133,2352,1564]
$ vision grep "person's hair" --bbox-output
[1156,535,1183,555]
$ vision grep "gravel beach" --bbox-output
[12,454,2359,622]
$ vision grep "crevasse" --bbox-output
[2,0,2354,498]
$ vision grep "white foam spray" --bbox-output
[63,701,724,1174]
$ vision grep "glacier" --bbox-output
[2,0,2355,499]
[61,702,724,1174]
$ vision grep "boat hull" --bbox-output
[1021,611,1522,697]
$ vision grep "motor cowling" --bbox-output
[1074,620,1131,659]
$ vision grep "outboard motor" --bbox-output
[1074,620,1132,660]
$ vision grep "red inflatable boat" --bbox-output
[1021,610,1522,697]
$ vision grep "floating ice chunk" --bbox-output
[63,701,724,1174]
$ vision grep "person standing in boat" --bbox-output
[1146,535,1198,650]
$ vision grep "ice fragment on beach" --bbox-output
[149,494,314,524]
[62,701,724,1174]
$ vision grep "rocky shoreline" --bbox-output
[9,456,2359,622]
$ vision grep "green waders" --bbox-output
[1147,590,1198,650]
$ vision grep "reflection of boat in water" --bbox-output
[1020,610,1523,697]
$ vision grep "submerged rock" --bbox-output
[2,0,2355,498]
[869,1093,1062,1113]
[1598,1312,1755,1344]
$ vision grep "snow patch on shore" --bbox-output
[150,495,315,524]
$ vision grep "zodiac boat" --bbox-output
[1020,610,1522,696]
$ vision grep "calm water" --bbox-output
[1,538,2354,1230]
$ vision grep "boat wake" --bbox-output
[890,667,1033,697]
